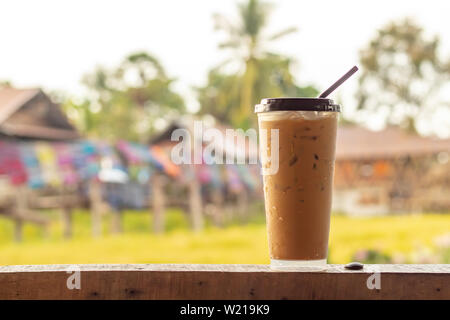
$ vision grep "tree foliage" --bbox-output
[197,0,317,129]
[356,18,450,132]
[64,52,185,142]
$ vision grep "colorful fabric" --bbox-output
[102,182,149,210]
[18,143,44,189]
[150,145,181,178]
[0,142,28,185]
[71,141,100,180]
[0,139,262,200]
[35,142,61,186]
[117,140,162,168]
[54,143,79,185]
[116,140,165,183]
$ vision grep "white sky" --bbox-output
[1,0,449,136]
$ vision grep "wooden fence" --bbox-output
[0,176,255,242]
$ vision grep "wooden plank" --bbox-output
[0,264,448,300]
[2,210,48,225]
[30,195,81,209]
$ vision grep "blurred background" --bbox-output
[0,0,449,265]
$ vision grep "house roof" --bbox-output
[336,126,450,160]
[149,118,259,160]
[0,88,40,125]
[0,87,79,140]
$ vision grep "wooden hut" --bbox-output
[149,117,261,228]
[0,87,80,240]
[333,126,450,215]
[0,87,79,141]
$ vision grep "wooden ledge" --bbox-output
[0,264,448,300]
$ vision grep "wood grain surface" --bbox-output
[0,264,448,300]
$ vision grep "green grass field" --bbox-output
[0,208,449,265]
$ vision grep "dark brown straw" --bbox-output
[318,66,359,98]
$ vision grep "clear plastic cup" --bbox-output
[255,98,340,269]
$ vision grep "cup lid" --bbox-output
[254,97,341,113]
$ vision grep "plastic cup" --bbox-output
[255,98,340,269]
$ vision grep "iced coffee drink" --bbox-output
[255,98,340,268]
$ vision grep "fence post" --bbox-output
[211,187,224,227]
[60,187,73,239]
[189,177,203,231]
[89,179,102,237]
[13,185,28,242]
[61,206,73,239]
[237,187,249,221]
[110,207,122,234]
[13,218,23,243]
[151,173,166,233]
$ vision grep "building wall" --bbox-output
[332,155,450,215]
[333,187,389,216]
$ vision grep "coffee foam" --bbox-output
[257,111,337,122]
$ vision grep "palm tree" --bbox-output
[213,0,297,126]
